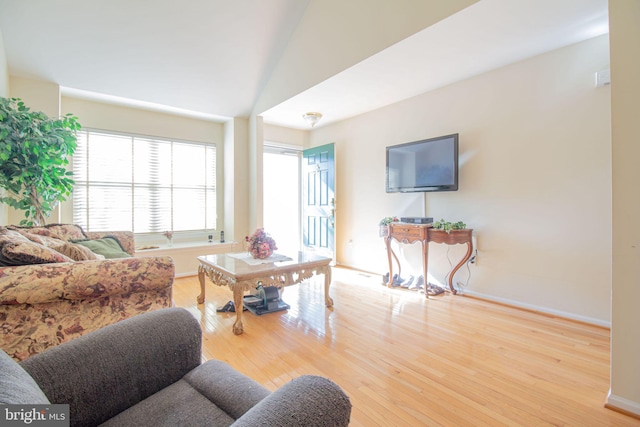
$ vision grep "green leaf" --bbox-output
[0,96,81,224]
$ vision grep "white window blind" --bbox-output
[72,130,216,233]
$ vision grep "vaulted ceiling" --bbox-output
[0,0,608,129]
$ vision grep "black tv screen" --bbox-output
[386,133,458,193]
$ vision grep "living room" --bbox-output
[1,0,639,424]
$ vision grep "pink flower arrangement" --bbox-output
[245,228,277,259]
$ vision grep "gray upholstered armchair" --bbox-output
[1,307,351,426]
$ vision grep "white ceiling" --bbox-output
[0,0,608,130]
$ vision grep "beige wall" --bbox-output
[5,78,63,225]
[263,124,308,148]
[61,97,223,144]
[249,115,264,230]
[308,35,612,326]
[135,241,240,277]
[10,76,60,116]
[0,29,8,98]
[224,118,251,243]
[608,0,640,416]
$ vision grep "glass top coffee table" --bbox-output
[197,251,333,335]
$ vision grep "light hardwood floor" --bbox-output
[173,268,639,426]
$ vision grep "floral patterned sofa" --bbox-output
[0,224,174,361]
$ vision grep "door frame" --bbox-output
[302,143,336,261]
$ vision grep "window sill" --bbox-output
[134,241,238,255]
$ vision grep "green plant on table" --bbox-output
[379,216,399,226]
[0,97,81,226]
[432,219,466,234]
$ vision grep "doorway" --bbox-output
[302,143,335,261]
[263,145,301,255]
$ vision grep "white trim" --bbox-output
[264,140,303,153]
[135,241,237,255]
[462,289,610,328]
[135,230,222,248]
[606,391,640,417]
[62,87,229,123]
[176,270,199,278]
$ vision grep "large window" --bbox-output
[72,130,216,233]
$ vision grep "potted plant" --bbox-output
[0,97,81,225]
[430,218,472,246]
[432,219,466,234]
[379,216,399,237]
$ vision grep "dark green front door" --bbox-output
[302,143,335,260]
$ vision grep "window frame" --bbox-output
[66,128,222,244]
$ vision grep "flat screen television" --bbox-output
[386,133,458,193]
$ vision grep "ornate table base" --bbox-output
[385,224,473,296]
[197,252,333,335]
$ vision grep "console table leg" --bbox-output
[385,236,401,287]
[422,240,430,299]
[232,287,244,335]
[197,265,206,304]
[447,241,474,294]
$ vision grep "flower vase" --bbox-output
[246,243,273,259]
[259,248,273,259]
[167,237,173,247]
[245,228,277,259]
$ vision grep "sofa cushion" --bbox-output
[99,379,235,427]
[0,229,73,266]
[74,237,131,259]
[182,360,270,419]
[6,227,105,262]
[0,350,50,404]
[14,224,87,242]
[53,242,105,261]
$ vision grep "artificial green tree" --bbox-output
[0,97,81,226]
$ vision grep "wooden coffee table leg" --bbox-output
[232,286,244,335]
[197,265,205,304]
[323,266,334,307]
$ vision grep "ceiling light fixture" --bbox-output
[302,112,323,127]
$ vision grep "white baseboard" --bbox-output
[176,271,198,278]
[606,390,640,417]
[459,290,611,328]
[333,264,611,327]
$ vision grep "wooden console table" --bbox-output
[383,223,473,296]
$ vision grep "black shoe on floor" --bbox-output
[382,272,390,285]
[392,274,404,286]
[401,275,414,288]
[216,301,233,312]
[427,283,445,296]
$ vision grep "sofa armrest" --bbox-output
[84,230,135,255]
[20,308,201,427]
[0,256,174,305]
[0,257,175,361]
[231,375,352,427]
